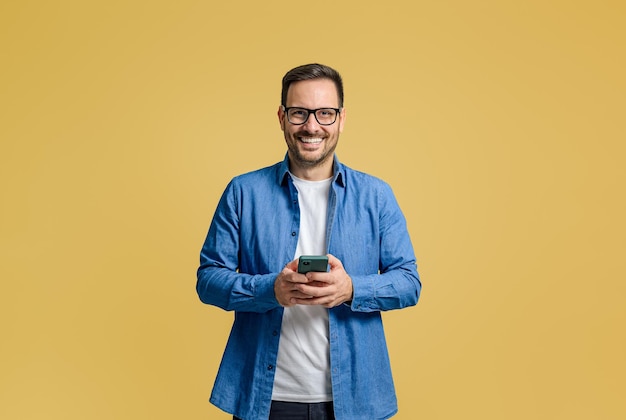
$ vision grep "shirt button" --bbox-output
[272,330,278,336]
[291,231,296,236]
[268,364,274,371]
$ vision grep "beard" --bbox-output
[286,130,339,169]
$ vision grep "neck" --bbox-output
[288,156,334,181]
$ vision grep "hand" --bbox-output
[292,254,353,308]
[274,259,316,307]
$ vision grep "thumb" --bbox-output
[326,253,344,270]
[284,258,299,272]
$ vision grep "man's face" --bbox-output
[278,78,345,176]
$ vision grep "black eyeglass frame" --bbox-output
[281,106,342,126]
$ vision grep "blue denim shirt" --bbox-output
[197,155,421,420]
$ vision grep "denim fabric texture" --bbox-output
[197,155,421,420]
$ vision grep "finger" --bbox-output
[278,290,312,307]
[304,271,331,284]
[297,283,332,297]
[286,272,310,284]
[326,253,344,271]
[279,269,310,285]
[293,295,338,308]
[291,290,314,299]
[283,258,299,272]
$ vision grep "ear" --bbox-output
[338,107,346,133]
[277,105,286,131]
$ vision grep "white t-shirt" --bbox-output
[271,174,333,403]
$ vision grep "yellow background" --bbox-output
[1,0,624,418]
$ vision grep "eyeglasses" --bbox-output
[282,106,341,126]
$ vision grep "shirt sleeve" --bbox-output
[349,182,421,312]
[196,180,280,313]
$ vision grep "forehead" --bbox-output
[286,78,339,107]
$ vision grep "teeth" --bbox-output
[299,137,323,144]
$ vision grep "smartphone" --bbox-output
[297,255,329,274]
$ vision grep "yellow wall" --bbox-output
[1,1,624,418]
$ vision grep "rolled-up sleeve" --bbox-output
[196,180,280,313]
[349,182,421,312]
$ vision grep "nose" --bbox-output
[302,111,321,131]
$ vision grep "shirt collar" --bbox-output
[278,153,345,187]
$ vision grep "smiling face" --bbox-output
[278,78,346,180]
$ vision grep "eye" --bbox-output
[289,108,307,117]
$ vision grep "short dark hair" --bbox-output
[281,63,344,108]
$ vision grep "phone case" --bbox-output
[297,255,328,273]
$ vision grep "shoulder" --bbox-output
[338,162,392,192]
[228,161,284,188]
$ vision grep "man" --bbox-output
[197,63,421,420]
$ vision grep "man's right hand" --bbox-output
[274,259,315,307]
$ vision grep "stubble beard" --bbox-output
[287,131,338,169]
